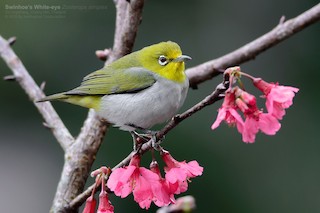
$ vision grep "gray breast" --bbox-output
[97,76,189,131]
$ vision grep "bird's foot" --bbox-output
[130,130,164,151]
[130,131,144,152]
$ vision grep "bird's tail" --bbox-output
[37,92,101,110]
[37,92,69,102]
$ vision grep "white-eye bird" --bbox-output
[38,41,191,135]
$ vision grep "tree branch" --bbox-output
[51,114,108,213]
[186,3,320,88]
[0,36,74,151]
[108,0,145,63]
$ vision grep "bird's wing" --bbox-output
[65,67,156,95]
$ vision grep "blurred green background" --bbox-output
[1,0,319,212]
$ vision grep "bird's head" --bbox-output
[138,41,191,83]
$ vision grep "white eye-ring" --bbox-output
[158,55,168,66]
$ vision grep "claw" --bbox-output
[144,130,165,151]
[130,130,165,151]
[130,131,143,151]
[151,134,161,151]
[130,131,152,151]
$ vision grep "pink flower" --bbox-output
[235,88,281,143]
[212,68,298,143]
[82,196,96,213]
[211,91,244,132]
[149,161,176,207]
[107,154,204,209]
[107,155,161,209]
[253,78,299,120]
[161,150,203,194]
[97,167,114,213]
[131,168,160,209]
[97,191,114,213]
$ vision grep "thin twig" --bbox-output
[156,80,228,140]
[7,36,16,45]
[0,35,74,150]
[186,3,320,88]
[3,75,18,81]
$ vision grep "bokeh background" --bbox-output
[1,0,319,212]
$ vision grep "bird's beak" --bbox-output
[172,55,192,62]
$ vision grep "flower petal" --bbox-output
[165,168,187,184]
[107,166,136,198]
[82,196,96,213]
[180,160,203,177]
[259,113,281,135]
[133,171,153,209]
[211,108,226,130]
[242,117,259,143]
[97,191,114,213]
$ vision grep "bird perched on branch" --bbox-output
[38,41,191,144]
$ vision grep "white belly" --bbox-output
[96,77,189,131]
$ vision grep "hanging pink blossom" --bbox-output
[235,88,281,143]
[211,91,244,132]
[107,155,159,209]
[82,196,97,213]
[253,78,299,120]
[212,84,285,143]
[161,150,203,194]
[97,191,114,213]
[149,161,176,207]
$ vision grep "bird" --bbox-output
[38,41,191,143]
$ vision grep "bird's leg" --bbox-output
[139,129,165,151]
[129,130,164,151]
[130,131,143,151]
[130,131,138,151]
[127,124,165,150]
[130,130,154,151]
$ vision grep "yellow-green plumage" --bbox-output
[39,93,102,110]
[38,41,191,131]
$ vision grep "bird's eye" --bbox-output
[158,55,168,66]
